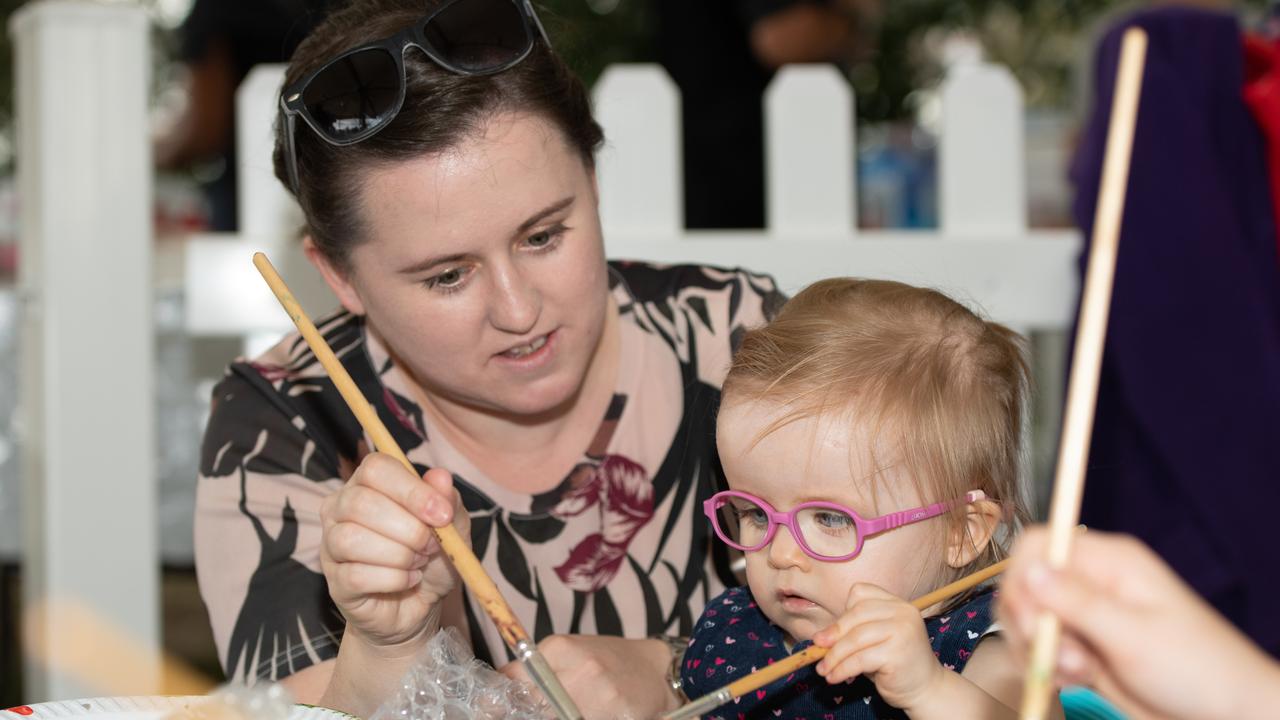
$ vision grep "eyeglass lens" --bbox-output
[302,48,401,142]
[714,496,861,559]
[301,0,531,142]
[425,0,531,72]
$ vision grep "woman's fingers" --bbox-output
[325,520,431,569]
[327,483,436,552]
[354,453,456,527]
[330,561,424,598]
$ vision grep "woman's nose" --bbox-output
[488,264,541,335]
[766,522,810,571]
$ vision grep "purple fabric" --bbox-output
[1070,6,1280,656]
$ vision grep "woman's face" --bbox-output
[314,112,611,419]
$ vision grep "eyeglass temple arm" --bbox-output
[281,104,301,196]
[523,0,552,45]
[862,490,987,536]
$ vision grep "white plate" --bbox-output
[1,697,356,719]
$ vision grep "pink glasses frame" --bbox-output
[703,489,987,562]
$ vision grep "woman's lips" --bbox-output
[493,329,557,369]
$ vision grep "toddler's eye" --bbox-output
[814,511,853,530]
[735,507,768,526]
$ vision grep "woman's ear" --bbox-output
[304,236,366,316]
[945,499,1004,568]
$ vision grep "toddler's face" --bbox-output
[716,399,945,643]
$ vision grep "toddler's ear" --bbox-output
[945,499,1004,568]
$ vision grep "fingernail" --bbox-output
[408,570,423,587]
[424,498,448,525]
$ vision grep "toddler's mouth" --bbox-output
[777,589,818,612]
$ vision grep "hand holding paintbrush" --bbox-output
[253,253,582,720]
[661,560,1010,720]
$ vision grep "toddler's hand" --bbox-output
[812,583,942,712]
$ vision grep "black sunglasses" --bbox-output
[280,0,551,194]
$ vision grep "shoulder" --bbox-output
[612,260,783,317]
[201,310,376,480]
[926,588,999,673]
[611,261,784,383]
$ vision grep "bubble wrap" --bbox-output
[372,628,552,720]
[168,682,295,720]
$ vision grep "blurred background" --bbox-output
[0,0,1272,708]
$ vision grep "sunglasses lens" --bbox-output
[796,507,859,559]
[302,47,402,142]
[425,0,531,72]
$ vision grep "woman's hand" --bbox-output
[319,454,470,650]
[499,634,678,719]
[812,583,944,712]
[998,527,1280,720]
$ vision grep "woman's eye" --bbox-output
[525,224,567,250]
[424,267,467,291]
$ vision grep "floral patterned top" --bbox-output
[681,586,999,719]
[194,261,783,684]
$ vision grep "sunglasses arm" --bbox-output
[523,0,552,45]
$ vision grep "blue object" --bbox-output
[1061,686,1128,720]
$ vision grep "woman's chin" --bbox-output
[489,379,582,418]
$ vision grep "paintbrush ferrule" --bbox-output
[517,640,584,720]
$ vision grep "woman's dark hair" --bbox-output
[273,0,605,270]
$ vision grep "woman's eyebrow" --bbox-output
[516,195,574,234]
[397,252,471,276]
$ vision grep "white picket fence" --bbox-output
[11,1,1081,701]
[187,62,1079,339]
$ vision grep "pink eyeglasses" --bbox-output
[703,489,986,562]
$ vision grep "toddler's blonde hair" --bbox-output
[722,278,1031,581]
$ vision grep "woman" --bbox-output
[193,0,781,717]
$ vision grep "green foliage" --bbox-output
[534,0,653,88]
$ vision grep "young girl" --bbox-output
[680,278,1062,719]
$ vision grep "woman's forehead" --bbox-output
[354,112,589,255]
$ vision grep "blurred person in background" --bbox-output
[654,0,878,229]
[154,0,338,231]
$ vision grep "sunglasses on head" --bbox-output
[279,0,551,194]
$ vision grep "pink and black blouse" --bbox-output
[194,261,782,683]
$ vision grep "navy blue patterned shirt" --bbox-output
[681,585,998,719]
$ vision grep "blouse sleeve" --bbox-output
[194,366,347,683]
